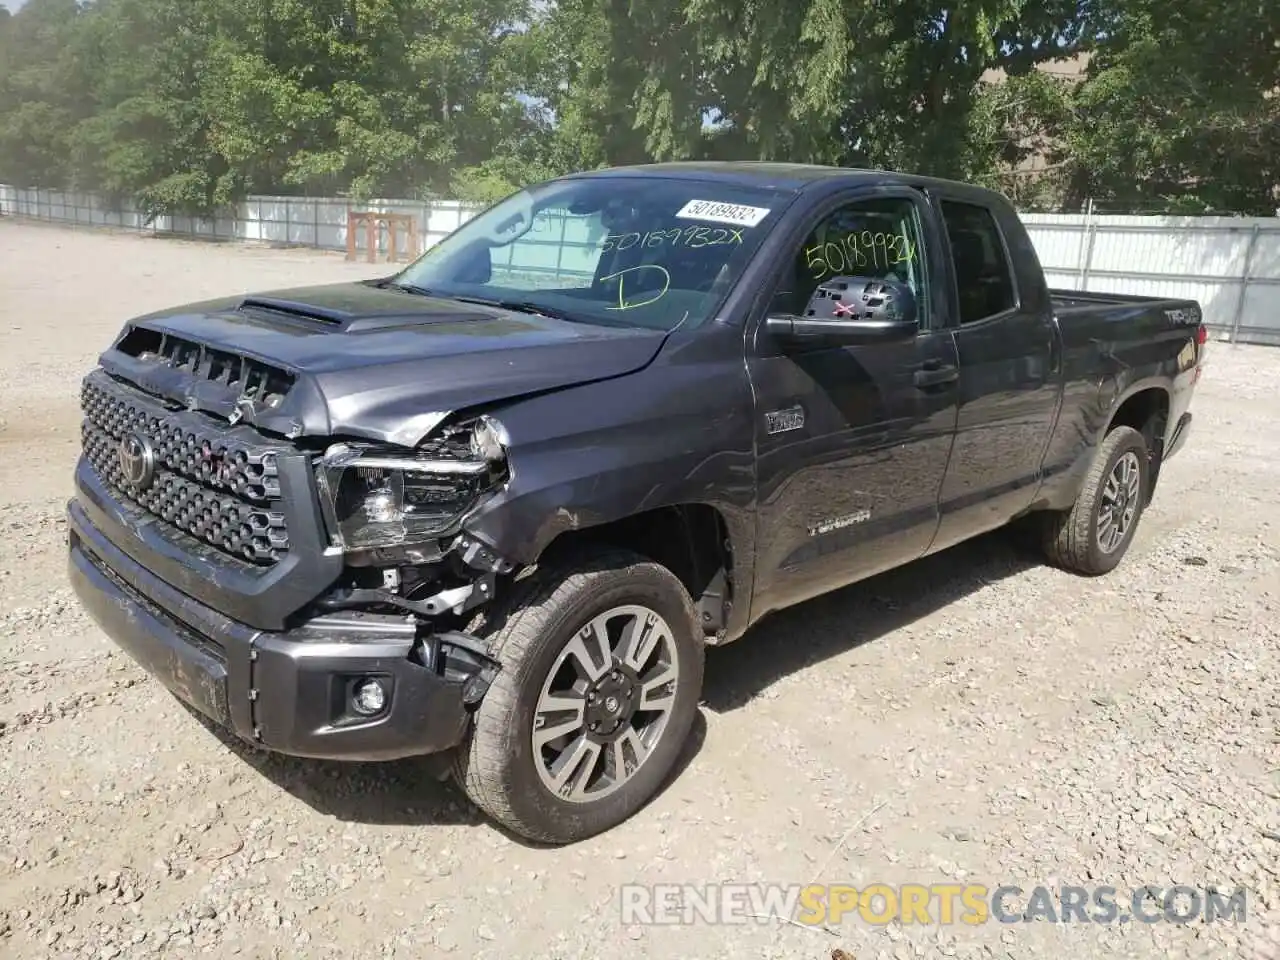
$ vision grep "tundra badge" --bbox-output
[807,510,871,537]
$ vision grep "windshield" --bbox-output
[392,176,792,331]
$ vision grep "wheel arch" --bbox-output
[1103,383,1170,503]
[533,503,741,643]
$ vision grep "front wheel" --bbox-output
[453,547,704,843]
[1041,424,1151,575]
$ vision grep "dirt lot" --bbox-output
[0,220,1276,960]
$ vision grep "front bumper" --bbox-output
[67,497,473,761]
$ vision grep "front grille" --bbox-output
[80,374,292,566]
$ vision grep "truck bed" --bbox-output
[1049,288,1195,315]
[1047,287,1204,387]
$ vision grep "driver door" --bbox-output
[747,189,961,618]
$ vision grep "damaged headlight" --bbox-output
[315,417,508,552]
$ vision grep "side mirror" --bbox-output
[767,275,918,347]
[454,244,493,284]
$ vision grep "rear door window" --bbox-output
[939,201,1018,324]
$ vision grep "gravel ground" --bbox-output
[0,219,1276,960]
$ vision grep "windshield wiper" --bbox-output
[383,280,436,297]
[447,295,580,323]
[384,285,601,326]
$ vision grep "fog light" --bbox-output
[351,678,388,716]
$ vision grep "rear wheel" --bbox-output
[453,547,704,844]
[1041,425,1150,575]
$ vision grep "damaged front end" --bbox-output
[68,291,662,764]
[314,414,510,561]
[305,414,520,707]
[67,376,522,763]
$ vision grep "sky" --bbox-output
[3,0,27,10]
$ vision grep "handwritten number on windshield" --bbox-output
[601,226,743,252]
[600,265,671,311]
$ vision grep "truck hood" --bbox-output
[98,280,669,446]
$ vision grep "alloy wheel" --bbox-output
[531,604,680,802]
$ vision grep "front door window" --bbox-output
[775,197,930,321]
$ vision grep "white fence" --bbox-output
[0,184,483,255]
[2,184,1277,345]
[1023,211,1280,345]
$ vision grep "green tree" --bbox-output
[536,0,1090,178]
[524,0,688,170]
[198,0,542,201]
[1058,0,1279,213]
[0,0,92,188]
[967,68,1076,209]
[2,0,1275,217]
[69,0,232,215]
[0,0,548,213]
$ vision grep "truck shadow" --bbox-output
[183,695,709,845]
[702,524,1043,712]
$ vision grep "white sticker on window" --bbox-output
[674,199,772,227]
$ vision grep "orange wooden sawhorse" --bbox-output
[346,211,420,263]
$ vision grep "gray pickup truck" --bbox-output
[68,163,1204,843]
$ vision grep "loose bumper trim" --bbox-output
[67,498,472,761]
[1163,412,1193,462]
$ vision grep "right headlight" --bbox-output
[315,417,507,552]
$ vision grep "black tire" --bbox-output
[453,546,704,844]
[1041,425,1150,575]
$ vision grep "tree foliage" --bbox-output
[1057,0,1279,213]
[0,0,1275,216]
[1,0,541,213]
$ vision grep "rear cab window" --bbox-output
[939,201,1019,325]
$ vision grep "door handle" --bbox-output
[913,363,958,389]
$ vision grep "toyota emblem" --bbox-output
[118,432,156,489]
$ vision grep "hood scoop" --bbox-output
[238,296,351,328]
[236,289,501,333]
